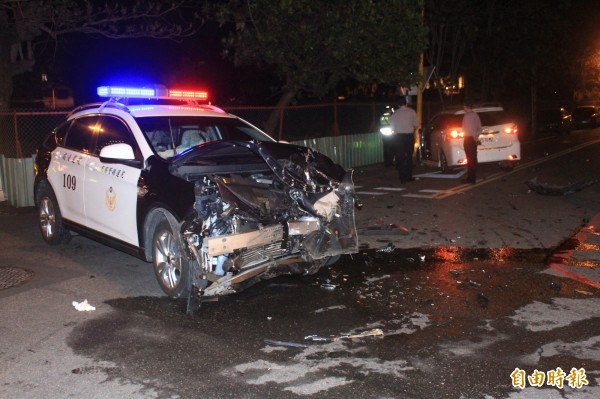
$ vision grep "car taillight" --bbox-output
[449,129,464,139]
[504,125,518,134]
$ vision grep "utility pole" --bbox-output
[415,4,425,161]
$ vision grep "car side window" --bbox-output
[55,121,70,146]
[42,121,71,151]
[63,115,102,154]
[431,116,444,131]
[94,116,141,159]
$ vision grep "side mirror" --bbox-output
[99,143,142,168]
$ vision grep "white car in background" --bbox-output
[420,105,520,173]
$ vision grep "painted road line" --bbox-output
[414,169,467,179]
[355,191,387,196]
[435,137,600,199]
[435,186,472,199]
[402,192,440,199]
[373,187,406,191]
[403,189,461,199]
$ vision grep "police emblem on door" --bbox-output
[105,186,116,211]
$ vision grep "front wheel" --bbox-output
[36,184,71,245]
[152,219,190,298]
[303,255,342,276]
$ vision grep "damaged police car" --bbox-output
[34,85,359,311]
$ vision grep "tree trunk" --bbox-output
[264,90,296,140]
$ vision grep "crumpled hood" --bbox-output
[170,140,346,193]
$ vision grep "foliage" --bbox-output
[569,1,600,103]
[461,0,570,102]
[212,0,427,101]
[0,0,201,109]
[575,47,600,102]
[424,0,478,107]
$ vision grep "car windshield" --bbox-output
[135,116,275,159]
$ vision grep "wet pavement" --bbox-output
[1,210,599,398]
[64,247,600,398]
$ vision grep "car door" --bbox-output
[48,116,99,225]
[427,115,446,162]
[84,115,143,246]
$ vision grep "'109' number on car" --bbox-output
[63,174,76,190]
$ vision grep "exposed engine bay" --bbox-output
[171,141,359,310]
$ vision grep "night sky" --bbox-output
[11,0,600,108]
[67,25,232,104]
[15,19,237,106]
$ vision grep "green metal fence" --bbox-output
[291,132,382,169]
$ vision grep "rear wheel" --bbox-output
[440,151,452,174]
[36,185,71,245]
[414,146,423,166]
[152,219,190,298]
[499,161,516,172]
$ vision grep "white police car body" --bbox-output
[34,85,358,311]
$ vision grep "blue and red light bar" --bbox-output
[97,85,208,101]
[168,90,208,100]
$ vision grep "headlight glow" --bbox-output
[380,126,393,136]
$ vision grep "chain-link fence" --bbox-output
[0,111,69,158]
[0,97,573,159]
[0,102,405,158]
[223,102,392,141]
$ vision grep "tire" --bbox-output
[36,184,71,245]
[414,147,423,166]
[440,151,452,174]
[152,219,190,298]
[323,254,341,266]
[499,161,515,172]
[302,255,341,276]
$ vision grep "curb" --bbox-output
[546,213,600,289]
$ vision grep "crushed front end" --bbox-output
[172,141,359,310]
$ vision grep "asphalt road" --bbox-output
[1,129,600,398]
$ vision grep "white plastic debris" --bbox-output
[305,328,384,342]
[320,283,338,290]
[72,299,96,312]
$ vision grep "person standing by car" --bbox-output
[389,96,419,182]
[461,100,482,184]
